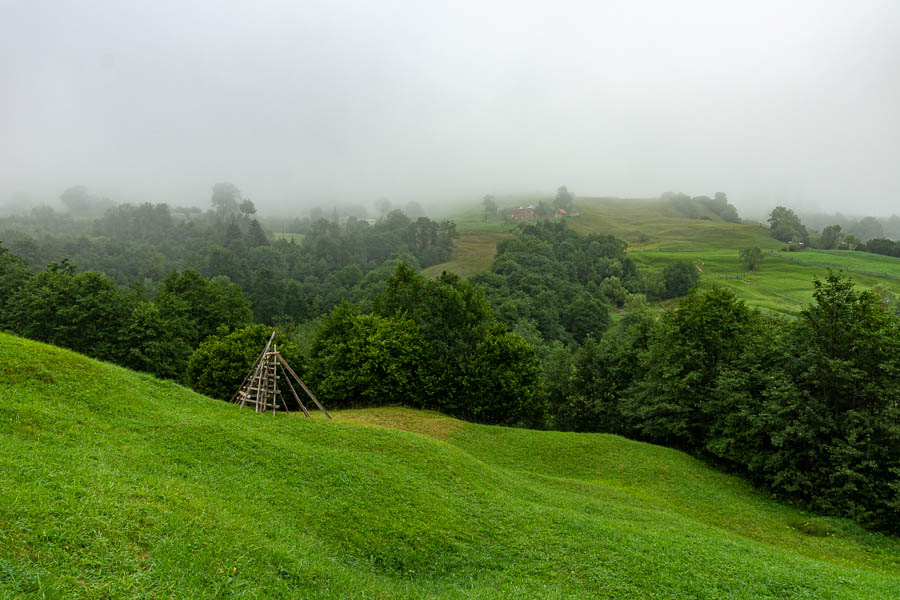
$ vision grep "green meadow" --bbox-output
[1,332,899,598]
[421,230,512,279]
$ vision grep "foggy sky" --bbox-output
[2,0,899,217]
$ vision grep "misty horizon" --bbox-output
[2,1,899,218]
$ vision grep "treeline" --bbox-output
[767,205,900,254]
[0,250,251,380]
[543,275,900,533]
[0,199,456,324]
[0,240,543,426]
[664,191,741,223]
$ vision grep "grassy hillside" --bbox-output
[421,230,512,279]
[431,197,900,315]
[2,334,899,598]
[567,197,781,251]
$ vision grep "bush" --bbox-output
[307,303,425,409]
[186,324,302,403]
[662,261,700,299]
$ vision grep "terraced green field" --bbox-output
[1,333,899,598]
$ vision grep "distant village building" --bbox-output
[507,207,537,222]
[554,208,568,220]
[337,216,377,227]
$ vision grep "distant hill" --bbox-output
[428,197,900,315]
[2,332,899,598]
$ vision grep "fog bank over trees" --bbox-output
[2,1,899,215]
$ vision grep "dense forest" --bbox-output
[1,191,899,535]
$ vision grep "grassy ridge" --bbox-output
[1,333,899,598]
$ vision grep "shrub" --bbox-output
[186,324,302,402]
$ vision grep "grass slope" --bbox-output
[2,333,899,598]
[421,230,512,280]
[568,197,781,251]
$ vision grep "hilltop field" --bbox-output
[1,332,899,598]
[430,197,900,315]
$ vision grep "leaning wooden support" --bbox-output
[282,373,311,418]
[276,354,332,420]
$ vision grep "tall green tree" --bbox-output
[738,247,764,271]
[768,206,808,244]
[246,219,269,248]
[662,261,699,298]
[307,303,425,409]
[157,270,252,347]
[623,287,760,449]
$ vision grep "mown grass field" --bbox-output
[433,197,900,315]
[421,230,512,279]
[2,333,899,598]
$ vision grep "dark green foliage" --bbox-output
[3,261,131,362]
[862,237,900,258]
[562,291,610,343]
[1,198,458,330]
[817,224,843,250]
[185,324,302,403]
[662,260,699,298]
[768,206,809,244]
[0,241,257,382]
[223,220,246,253]
[559,276,900,534]
[365,263,542,425]
[91,202,174,243]
[157,270,252,347]
[623,287,760,449]
[0,242,31,323]
[121,301,192,380]
[673,192,741,222]
[245,219,269,248]
[772,274,900,529]
[574,311,656,434]
[307,304,424,409]
[475,222,635,344]
[709,192,741,222]
[459,330,544,426]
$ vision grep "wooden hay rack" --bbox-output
[231,331,331,419]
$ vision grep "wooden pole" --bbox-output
[275,353,332,420]
[282,371,311,418]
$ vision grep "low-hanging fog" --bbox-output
[2,0,899,217]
